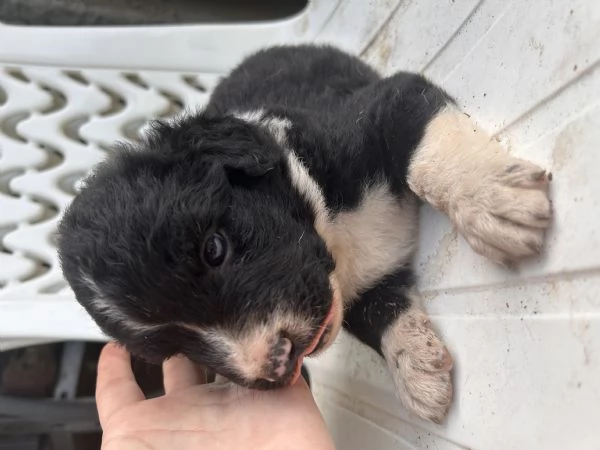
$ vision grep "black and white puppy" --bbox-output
[57,45,552,423]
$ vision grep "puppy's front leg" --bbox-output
[344,270,453,423]
[408,108,552,264]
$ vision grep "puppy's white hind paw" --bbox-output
[382,306,453,423]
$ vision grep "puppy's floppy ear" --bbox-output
[215,140,278,178]
[147,114,282,178]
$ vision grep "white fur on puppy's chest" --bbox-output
[328,185,419,302]
[286,152,419,303]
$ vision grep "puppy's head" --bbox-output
[58,113,342,388]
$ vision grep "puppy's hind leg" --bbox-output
[343,270,453,423]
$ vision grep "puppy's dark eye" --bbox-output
[204,232,227,266]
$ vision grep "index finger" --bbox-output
[96,342,145,425]
[163,355,207,394]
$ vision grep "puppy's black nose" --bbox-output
[263,335,295,382]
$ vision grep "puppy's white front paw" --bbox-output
[382,306,453,423]
[408,109,552,264]
[449,151,552,264]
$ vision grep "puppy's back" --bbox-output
[208,45,381,113]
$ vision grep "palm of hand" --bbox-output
[97,343,335,450]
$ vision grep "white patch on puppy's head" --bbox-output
[233,109,292,147]
[285,151,331,240]
[233,109,265,125]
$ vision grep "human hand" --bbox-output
[96,342,335,450]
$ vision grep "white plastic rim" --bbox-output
[0,0,401,72]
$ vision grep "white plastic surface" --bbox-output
[1,0,599,448]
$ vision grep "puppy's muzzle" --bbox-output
[231,276,343,389]
[257,307,336,389]
[262,334,296,382]
[261,322,333,384]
